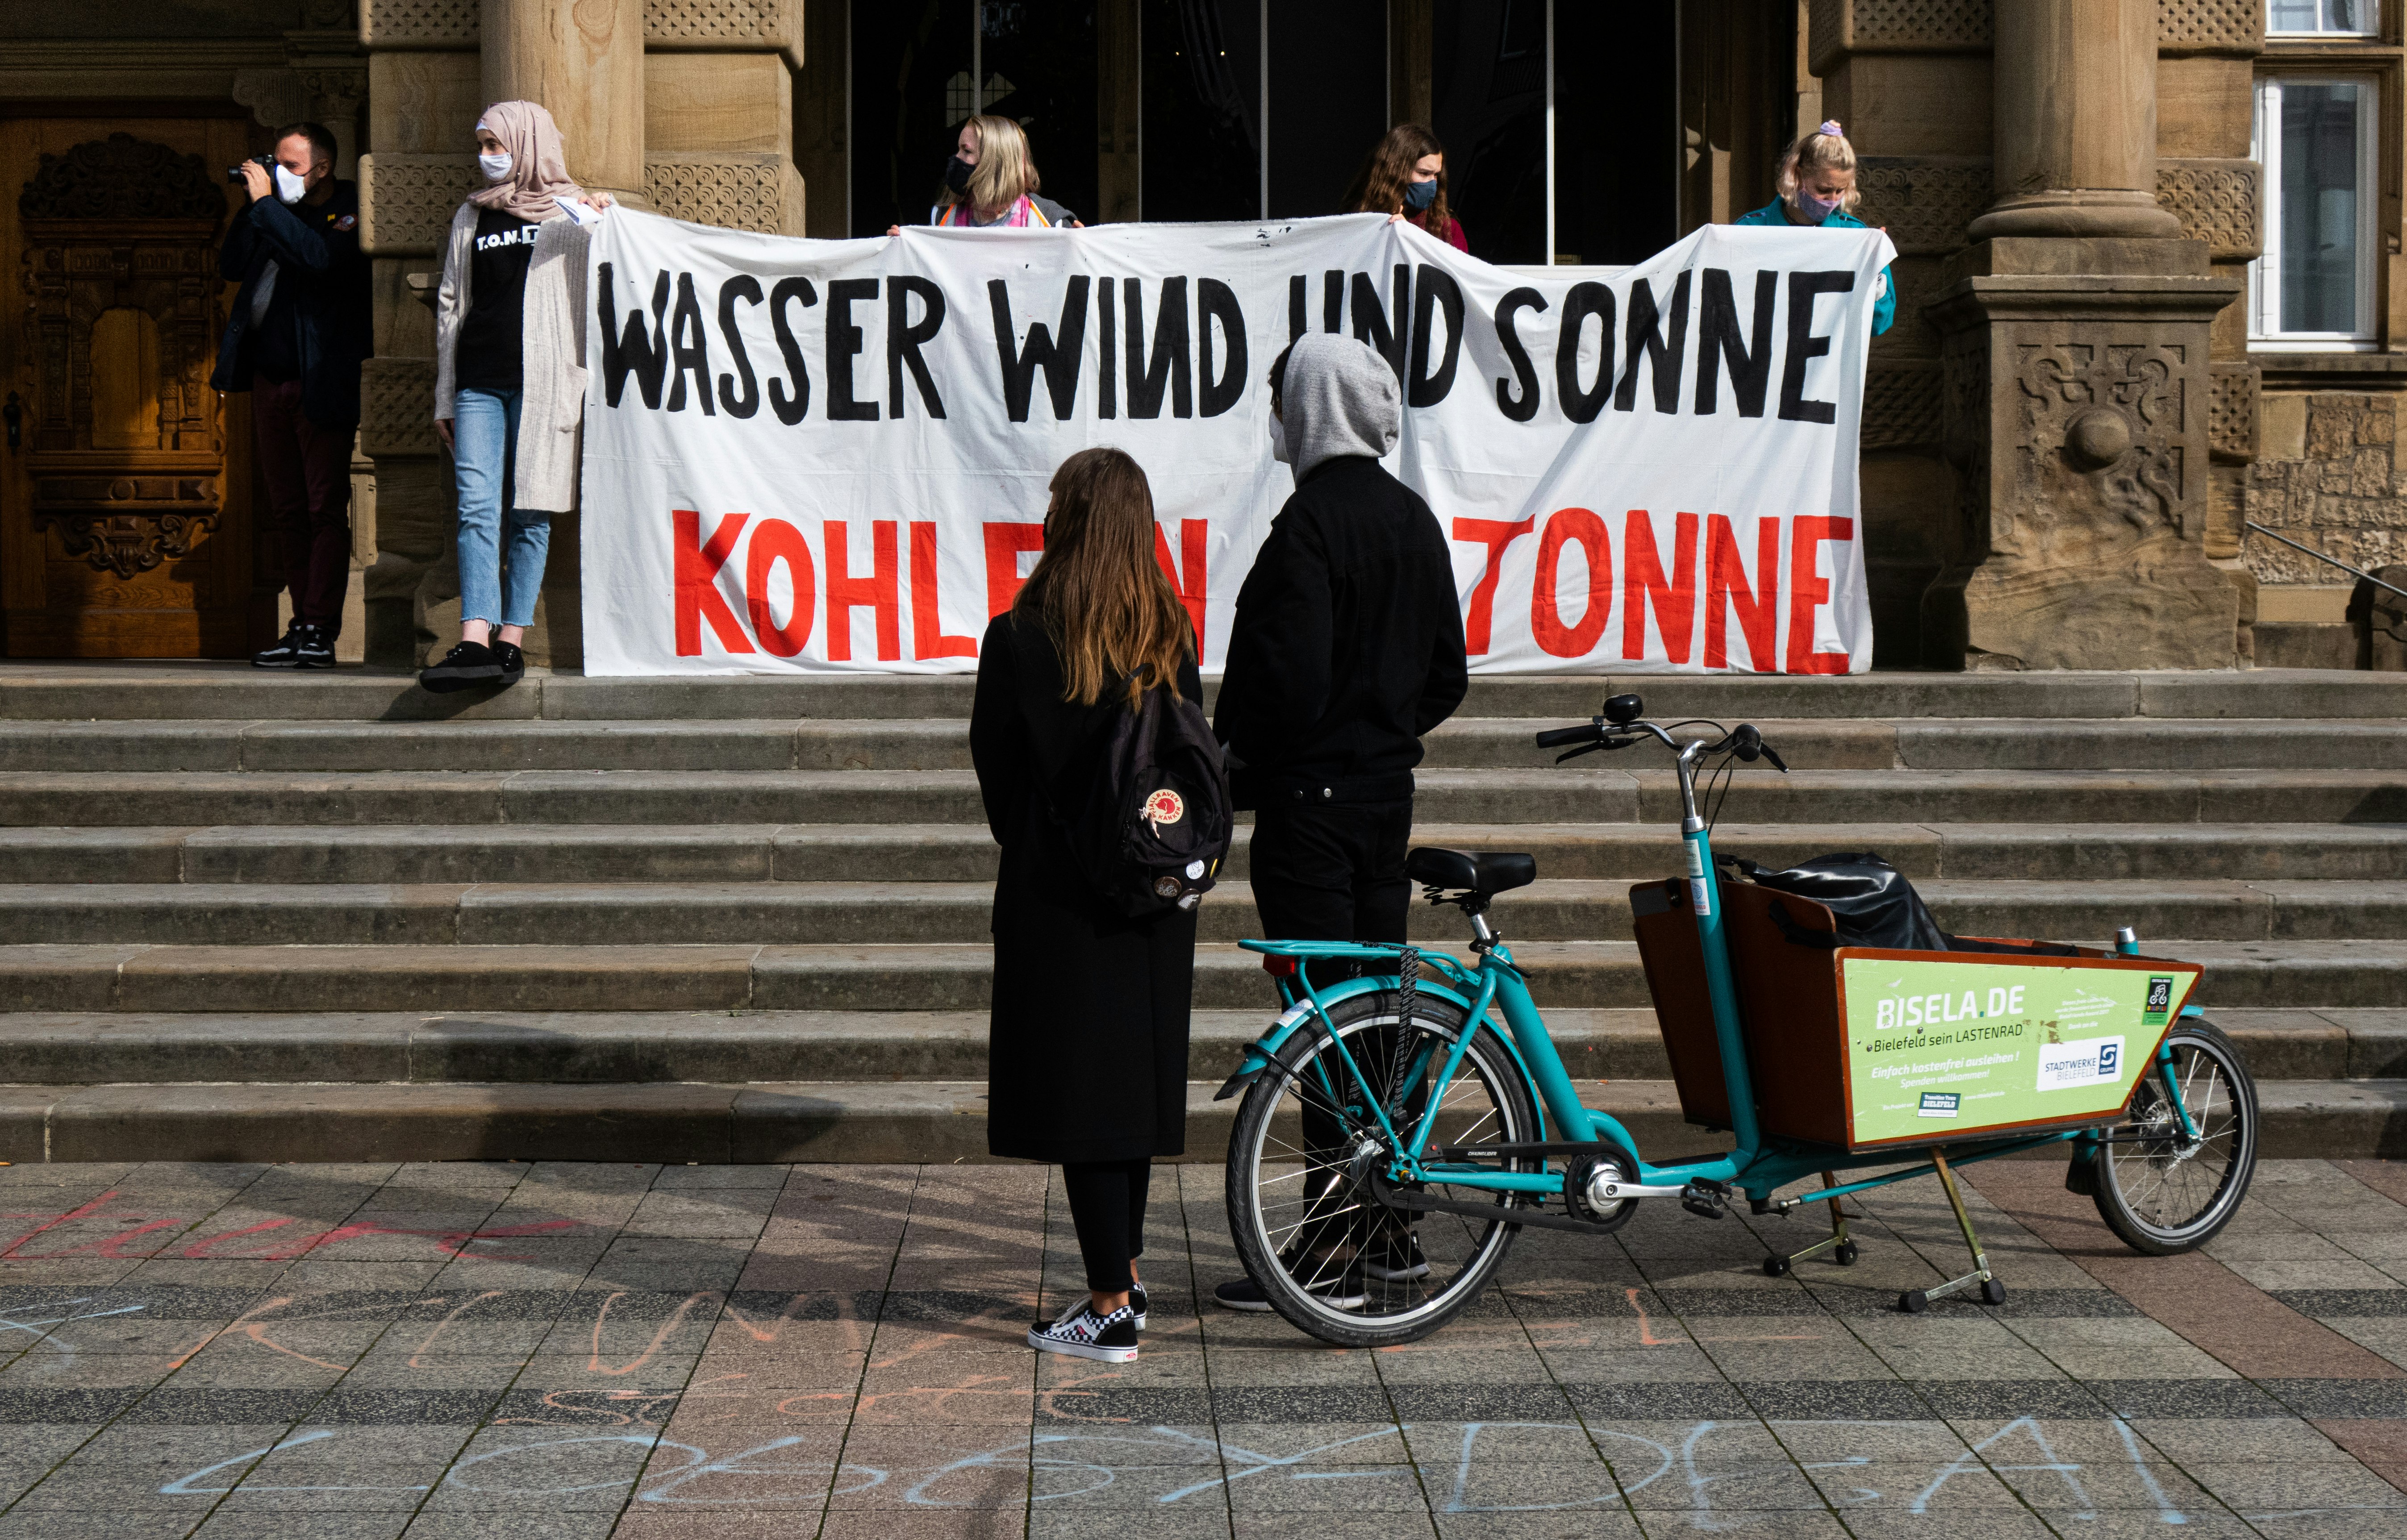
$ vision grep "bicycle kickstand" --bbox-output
[1901,1149,2006,1313]
[1762,1171,1861,1278]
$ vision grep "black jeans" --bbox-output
[1061,1157,1151,1293]
[1248,797,1419,1262]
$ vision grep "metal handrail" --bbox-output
[2244,521,2407,602]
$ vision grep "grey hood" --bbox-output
[1281,332,1399,480]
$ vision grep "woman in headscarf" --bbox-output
[422,100,611,692]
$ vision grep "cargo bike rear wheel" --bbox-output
[2086,1020,2257,1255]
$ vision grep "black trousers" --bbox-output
[1061,1157,1151,1293]
[1248,798,1419,1259]
[1247,798,1414,967]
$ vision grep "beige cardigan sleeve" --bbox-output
[511,215,591,514]
[430,204,479,423]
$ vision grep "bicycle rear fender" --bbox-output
[1210,974,1549,1141]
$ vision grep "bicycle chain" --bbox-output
[1389,945,1421,1118]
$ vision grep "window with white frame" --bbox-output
[2251,76,2381,347]
[2268,0,2380,35]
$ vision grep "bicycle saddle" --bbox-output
[1406,847,1537,895]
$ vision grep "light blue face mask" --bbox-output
[1788,187,1843,224]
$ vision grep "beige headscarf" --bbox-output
[470,100,581,222]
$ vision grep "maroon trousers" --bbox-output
[251,377,354,631]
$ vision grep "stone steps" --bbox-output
[0,1075,2396,1165]
[3,766,2401,827]
[8,665,2403,721]
[13,821,2407,886]
[0,1006,2385,1085]
[9,715,2407,773]
[2,878,2403,946]
[5,662,2403,1164]
[8,937,2406,1013]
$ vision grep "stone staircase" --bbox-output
[1,662,2404,1164]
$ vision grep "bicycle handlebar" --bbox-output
[1533,721,1602,748]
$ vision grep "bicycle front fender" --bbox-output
[1210,975,1548,1141]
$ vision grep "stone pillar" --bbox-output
[1971,0,2181,241]
[1923,0,2245,669]
[484,0,647,207]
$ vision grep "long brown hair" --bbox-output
[1013,448,1192,711]
[1345,123,1452,241]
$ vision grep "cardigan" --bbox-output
[431,202,592,512]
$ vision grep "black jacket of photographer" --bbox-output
[210,177,373,429]
[1214,338,1468,805]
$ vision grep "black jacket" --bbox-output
[971,611,1200,1163]
[210,179,373,428]
[1214,455,1469,800]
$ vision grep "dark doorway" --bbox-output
[1139,0,1260,222]
[850,0,1098,236]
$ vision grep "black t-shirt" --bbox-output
[456,208,539,391]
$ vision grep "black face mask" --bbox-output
[944,157,974,195]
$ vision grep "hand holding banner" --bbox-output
[579,210,1892,675]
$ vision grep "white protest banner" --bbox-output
[578,210,1892,675]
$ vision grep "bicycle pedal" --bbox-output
[1679,1179,1729,1220]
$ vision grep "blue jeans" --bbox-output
[452,386,551,629]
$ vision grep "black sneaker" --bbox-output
[1028,1300,1139,1362]
[493,640,526,687]
[1364,1230,1429,1283]
[418,641,502,694]
[253,622,330,669]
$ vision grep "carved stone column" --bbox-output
[483,0,647,207]
[1923,0,2246,669]
[1971,0,2181,241]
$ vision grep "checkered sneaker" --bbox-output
[1027,1299,1140,1362]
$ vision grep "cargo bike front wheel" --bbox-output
[2088,1020,2258,1255]
[1224,991,1540,1348]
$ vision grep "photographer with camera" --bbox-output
[210,122,372,669]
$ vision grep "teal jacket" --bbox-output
[1733,200,1896,335]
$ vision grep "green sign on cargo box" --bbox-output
[1839,956,2198,1147]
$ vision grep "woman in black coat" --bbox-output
[970,446,1201,1365]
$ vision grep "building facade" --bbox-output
[0,0,2393,669]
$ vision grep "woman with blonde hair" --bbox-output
[1735,120,1896,335]
[1344,123,1467,252]
[421,100,609,691]
[890,114,1082,232]
[972,446,1201,1364]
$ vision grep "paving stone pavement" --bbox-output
[4,1159,2407,1537]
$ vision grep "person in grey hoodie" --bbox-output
[1211,332,1469,1312]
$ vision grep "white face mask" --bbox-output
[274,165,308,204]
[1268,412,1289,465]
[479,152,513,183]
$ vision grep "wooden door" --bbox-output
[0,117,272,657]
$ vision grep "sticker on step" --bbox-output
[2142,976,2174,1027]
[1918,1091,1960,1118]
[2036,1035,2125,1092]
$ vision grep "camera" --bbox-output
[225,154,273,185]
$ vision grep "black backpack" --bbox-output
[1047,678,1233,917]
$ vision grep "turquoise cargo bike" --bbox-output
[1217,695,2259,1347]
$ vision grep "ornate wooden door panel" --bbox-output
[2,119,269,657]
